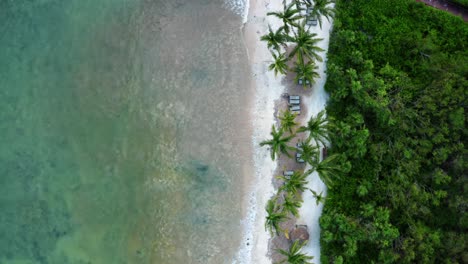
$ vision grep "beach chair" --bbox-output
[296,153,305,163]
[307,17,318,26]
[298,78,311,85]
[289,99,300,105]
[289,95,300,100]
[291,110,301,115]
[290,105,300,112]
[283,170,294,178]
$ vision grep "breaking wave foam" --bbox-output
[225,0,250,23]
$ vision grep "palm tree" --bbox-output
[269,51,289,76]
[310,189,325,205]
[309,0,335,29]
[279,110,298,133]
[260,125,295,160]
[261,25,287,51]
[265,197,289,236]
[294,59,319,89]
[276,240,314,264]
[267,2,302,34]
[282,192,303,217]
[298,140,320,165]
[298,110,328,145]
[289,23,324,63]
[306,154,342,188]
[279,171,309,197]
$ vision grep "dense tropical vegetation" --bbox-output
[450,0,468,8]
[321,0,467,263]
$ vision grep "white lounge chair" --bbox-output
[289,99,300,105]
[296,153,305,163]
[290,105,300,111]
[298,78,311,85]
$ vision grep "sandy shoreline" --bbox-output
[236,0,334,263]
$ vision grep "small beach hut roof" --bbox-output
[290,225,309,243]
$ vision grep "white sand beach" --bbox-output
[236,0,334,263]
[295,15,333,264]
[236,1,285,263]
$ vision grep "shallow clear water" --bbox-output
[0,1,251,263]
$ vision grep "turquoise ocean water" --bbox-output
[0,1,252,263]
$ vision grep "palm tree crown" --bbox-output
[298,140,320,165]
[309,0,335,29]
[260,125,295,160]
[261,25,287,52]
[280,171,309,196]
[276,240,314,264]
[298,110,328,145]
[307,154,342,188]
[267,2,302,34]
[294,59,320,89]
[289,23,324,63]
[310,189,325,206]
[282,192,303,217]
[279,110,299,133]
[265,197,289,236]
[269,51,289,76]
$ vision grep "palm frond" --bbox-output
[279,110,299,133]
[265,197,288,236]
[260,125,295,160]
[276,240,314,264]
